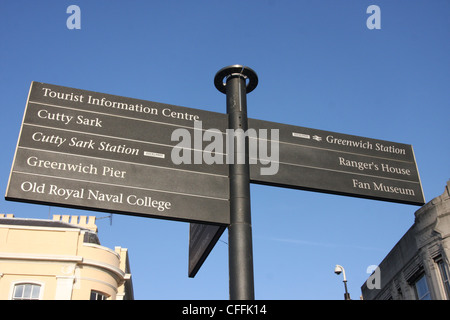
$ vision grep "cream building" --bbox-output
[0,214,133,300]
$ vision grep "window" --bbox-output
[12,283,41,300]
[90,290,108,300]
[414,274,431,300]
[437,260,450,299]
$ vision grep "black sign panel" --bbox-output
[188,223,226,278]
[248,118,425,205]
[6,82,230,225]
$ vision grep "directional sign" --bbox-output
[6,82,230,225]
[188,223,226,278]
[248,118,425,206]
[6,81,426,280]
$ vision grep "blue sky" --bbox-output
[1,1,449,299]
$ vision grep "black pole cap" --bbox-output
[214,65,258,94]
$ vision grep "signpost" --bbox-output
[6,70,426,300]
[6,82,230,225]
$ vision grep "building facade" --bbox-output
[361,181,450,300]
[0,214,133,300]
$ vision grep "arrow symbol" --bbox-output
[312,135,322,142]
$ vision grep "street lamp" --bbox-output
[334,265,351,300]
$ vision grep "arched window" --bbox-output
[12,283,41,300]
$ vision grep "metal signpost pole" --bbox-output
[215,65,258,300]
